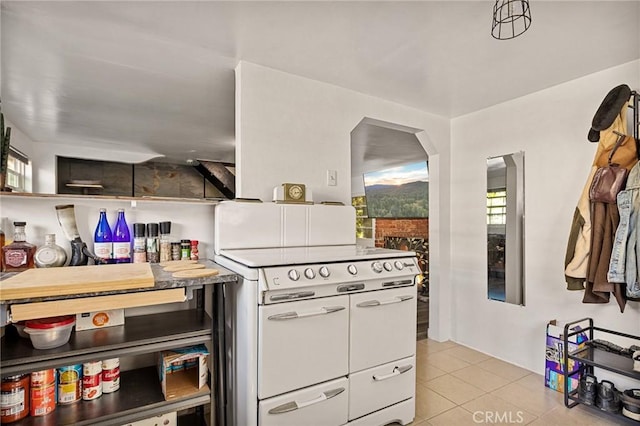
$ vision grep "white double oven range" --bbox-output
[214,201,419,426]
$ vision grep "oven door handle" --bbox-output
[267,306,345,320]
[372,365,413,381]
[356,295,413,308]
[268,387,345,414]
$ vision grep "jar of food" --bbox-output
[190,240,199,260]
[180,240,191,260]
[171,242,181,261]
[1,374,30,423]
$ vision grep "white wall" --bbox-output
[450,60,640,374]
[235,61,453,340]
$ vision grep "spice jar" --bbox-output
[190,240,199,260]
[180,240,191,260]
[159,221,172,262]
[132,223,147,264]
[146,223,159,263]
[171,242,181,261]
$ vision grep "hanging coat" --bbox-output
[564,105,637,311]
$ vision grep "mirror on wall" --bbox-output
[487,151,524,305]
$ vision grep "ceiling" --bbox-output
[2,1,639,171]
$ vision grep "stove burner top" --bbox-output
[218,244,414,268]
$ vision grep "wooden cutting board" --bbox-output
[0,263,155,301]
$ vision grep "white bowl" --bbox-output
[25,317,75,350]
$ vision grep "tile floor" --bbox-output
[411,339,627,425]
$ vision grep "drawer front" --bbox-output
[347,397,415,426]
[350,287,416,372]
[349,356,415,420]
[259,377,349,426]
[258,295,349,399]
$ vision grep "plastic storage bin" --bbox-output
[25,316,75,349]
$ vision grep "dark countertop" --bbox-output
[0,259,238,305]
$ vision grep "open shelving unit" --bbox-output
[563,317,640,424]
[1,308,213,425]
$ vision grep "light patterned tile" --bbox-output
[425,351,471,373]
[515,373,546,392]
[451,365,511,392]
[441,346,491,364]
[415,383,457,421]
[428,407,477,426]
[476,357,531,381]
[462,393,538,425]
[418,339,460,354]
[529,405,616,426]
[416,361,447,384]
[491,382,561,417]
[425,374,485,405]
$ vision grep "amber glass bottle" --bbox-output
[2,222,36,272]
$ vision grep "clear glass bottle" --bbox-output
[159,221,172,262]
[94,208,113,264]
[112,209,131,263]
[132,223,147,263]
[34,234,67,268]
[2,222,36,272]
[146,223,159,263]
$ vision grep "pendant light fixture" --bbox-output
[491,0,532,40]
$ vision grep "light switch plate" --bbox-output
[327,170,337,186]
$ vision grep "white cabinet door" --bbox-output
[258,295,349,399]
[350,286,416,372]
[349,356,415,420]
[259,377,349,426]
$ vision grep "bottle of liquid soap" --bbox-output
[112,209,131,263]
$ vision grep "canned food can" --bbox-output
[57,365,82,404]
[102,358,120,393]
[1,374,30,423]
[82,361,102,401]
[30,369,56,417]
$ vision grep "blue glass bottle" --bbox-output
[112,209,131,263]
[94,208,113,264]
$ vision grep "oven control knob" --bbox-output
[394,260,405,271]
[319,266,330,278]
[371,261,383,273]
[347,264,358,275]
[383,262,393,271]
[288,269,301,281]
[304,268,316,279]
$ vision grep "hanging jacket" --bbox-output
[564,108,634,290]
[608,159,640,299]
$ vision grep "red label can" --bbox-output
[30,369,56,417]
[102,358,120,393]
[82,361,102,401]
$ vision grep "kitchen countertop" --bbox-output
[0,259,238,305]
